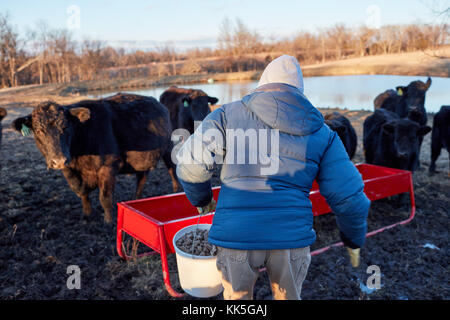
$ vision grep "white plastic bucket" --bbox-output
[173,224,223,298]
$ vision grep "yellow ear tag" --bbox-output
[397,88,403,96]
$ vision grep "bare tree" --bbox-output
[0,13,19,87]
[318,29,328,62]
[355,26,374,56]
[156,42,177,75]
[232,18,260,55]
[326,24,351,60]
[27,20,51,84]
[80,39,105,80]
[180,59,202,75]
[218,17,233,57]
[46,29,76,83]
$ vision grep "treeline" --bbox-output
[0,14,448,88]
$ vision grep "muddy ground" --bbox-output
[0,105,448,300]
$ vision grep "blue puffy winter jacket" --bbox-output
[176,56,370,250]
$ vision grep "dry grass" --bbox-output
[302,46,450,77]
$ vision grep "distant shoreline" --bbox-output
[301,47,450,78]
[0,47,448,108]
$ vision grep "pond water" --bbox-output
[89,75,450,113]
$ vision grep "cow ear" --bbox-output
[12,115,33,136]
[418,126,431,136]
[69,107,91,123]
[382,122,395,134]
[182,96,192,107]
[396,86,407,96]
[0,107,6,121]
[425,77,432,90]
[208,96,219,105]
[48,103,60,112]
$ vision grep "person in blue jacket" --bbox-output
[176,55,370,300]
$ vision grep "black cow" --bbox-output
[159,86,218,134]
[324,112,357,159]
[0,107,6,148]
[12,93,179,223]
[429,105,450,174]
[374,77,432,169]
[374,77,432,126]
[363,109,431,171]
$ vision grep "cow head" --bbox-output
[12,101,90,170]
[181,90,218,124]
[325,119,347,136]
[407,107,424,124]
[396,77,431,118]
[0,107,6,122]
[382,119,431,169]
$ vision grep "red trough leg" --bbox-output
[116,207,126,259]
[117,218,185,296]
[311,173,416,256]
[158,229,185,298]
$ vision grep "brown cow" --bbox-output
[12,93,179,223]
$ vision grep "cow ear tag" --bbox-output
[397,87,403,96]
[183,100,189,107]
[21,124,32,137]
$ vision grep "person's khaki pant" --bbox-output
[216,246,311,300]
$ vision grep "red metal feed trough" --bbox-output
[116,163,415,297]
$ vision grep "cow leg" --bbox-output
[429,145,441,174]
[80,194,92,216]
[135,171,148,199]
[446,132,450,174]
[62,168,92,215]
[162,148,180,192]
[448,146,450,174]
[167,167,180,192]
[98,166,116,224]
[416,136,424,170]
[429,128,441,174]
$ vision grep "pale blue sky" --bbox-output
[2,0,448,50]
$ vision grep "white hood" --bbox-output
[257,55,304,93]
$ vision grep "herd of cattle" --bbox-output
[0,80,448,223]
